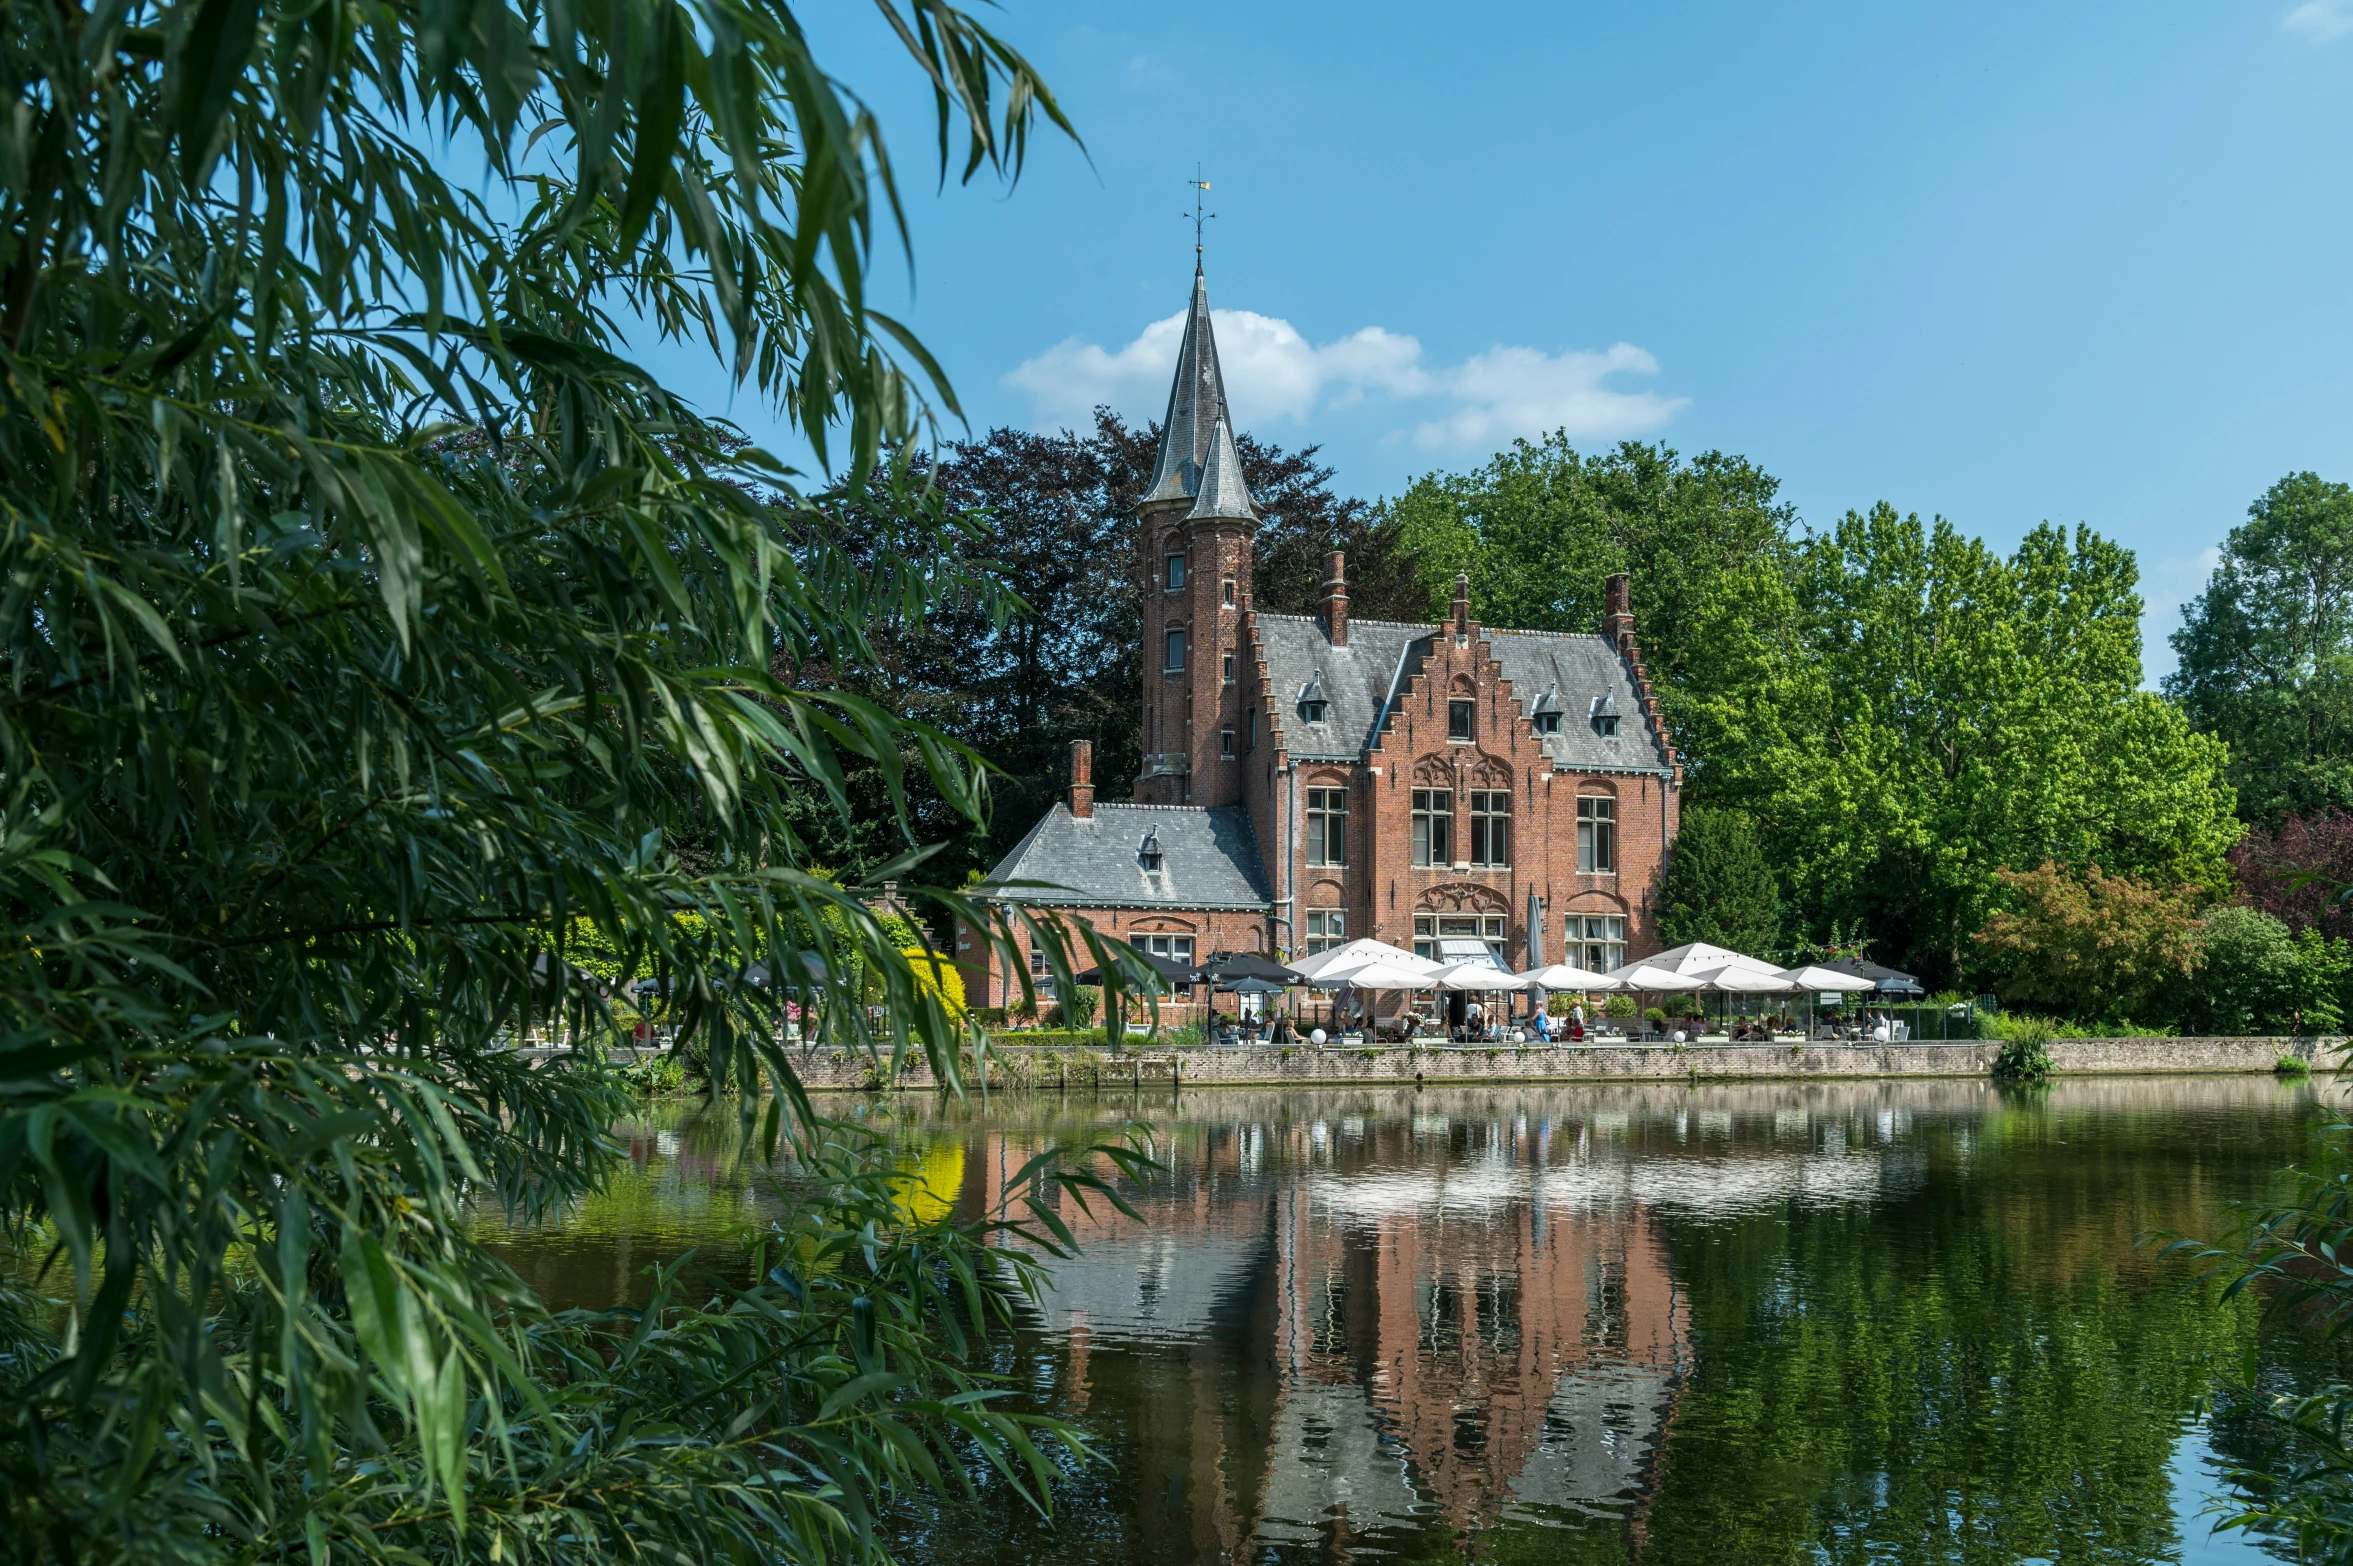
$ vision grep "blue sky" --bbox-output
[671,1,2353,677]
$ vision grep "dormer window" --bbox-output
[1531,684,1565,735]
[1590,691,1621,738]
[1139,827,1164,872]
[1296,671,1330,725]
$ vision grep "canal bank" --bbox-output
[772,1033,2339,1092]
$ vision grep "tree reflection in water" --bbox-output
[482,1078,2339,1564]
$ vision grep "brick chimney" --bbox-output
[1452,572,1471,638]
[1603,571,1634,650]
[1068,738,1094,820]
[1323,550,1349,647]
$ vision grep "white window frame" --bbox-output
[1305,787,1347,867]
[1577,795,1616,875]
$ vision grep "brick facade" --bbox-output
[961,266,1680,1015]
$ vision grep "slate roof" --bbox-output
[1255,614,1431,761]
[1141,266,1231,505]
[980,802,1273,911]
[1256,613,1674,772]
[1186,416,1257,521]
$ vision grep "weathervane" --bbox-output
[1186,165,1214,261]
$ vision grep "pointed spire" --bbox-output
[1142,264,1232,505]
[1186,415,1256,522]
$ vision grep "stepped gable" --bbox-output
[979,801,1273,912]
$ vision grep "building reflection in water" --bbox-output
[951,1099,1727,1561]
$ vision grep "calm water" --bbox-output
[479,1076,2349,1565]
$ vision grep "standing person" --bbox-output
[1571,1001,1586,1042]
[1533,1006,1552,1044]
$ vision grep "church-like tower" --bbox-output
[1136,265,1259,806]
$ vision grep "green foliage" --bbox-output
[1643,1007,1669,1030]
[2168,1133,2353,1555]
[1657,802,1782,953]
[1972,862,2202,1023]
[0,0,1190,1558]
[1055,985,1101,1029]
[2167,472,2353,827]
[1381,435,1793,702]
[2182,905,2352,1036]
[1605,994,1638,1019]
[2277,1054,2315,1077]
[618,1050,690,1096]
[1991,1015,2056,1079]
[1683,507,2240,989]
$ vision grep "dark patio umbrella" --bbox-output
[1201,952,1306,985]
[1815,956,1925,997]
[1075,948,1202,987]
[1216,975,1290,994]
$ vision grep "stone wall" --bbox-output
[771,1034,2333,1093]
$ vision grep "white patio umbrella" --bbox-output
[1774,963,1875,1039]
[1777,965,1875,992]
[1685,964,1796,993]
[1612,964,1692,992]
[1434,962,1529,991]
[1290,938,1426,983]
[1515,963,1621,992]
[1323,959,1434,990]
[1621,942,1782,979]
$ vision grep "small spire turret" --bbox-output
[1186,415,1256,523]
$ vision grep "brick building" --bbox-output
[961,264,1682,1013]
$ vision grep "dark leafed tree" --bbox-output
[2230,810,2353,942]
[796,408,1406,886]
[0,1,1161,1561]
[2167,472,2353,826]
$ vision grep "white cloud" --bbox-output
[2285,0,2353,40]
[1002,307,1682,451]
[1406,342,1687,450]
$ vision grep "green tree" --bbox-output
[1657,803,1783,954]
[1971,863,2203,1022]
[1381,435,1796,705]
[0,1,1162,1560]
[2178,905,2350,1035]
[1685,506,2240,987]
[2167,472,2353,826]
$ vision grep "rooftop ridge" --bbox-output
[1258,610,1613,641]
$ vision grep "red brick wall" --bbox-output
[1342,612,1676,978]
[1135,502,1256,807]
